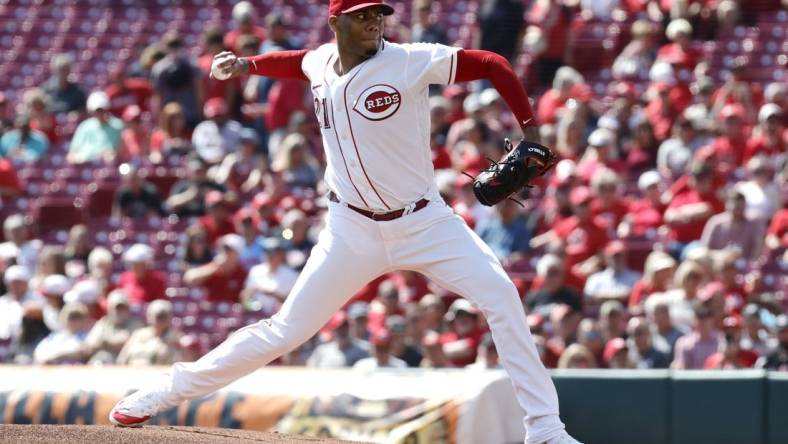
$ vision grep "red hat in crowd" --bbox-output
[723,315,742,330]
[204,97,228,118]
[371,329,392,347]
[604,240,626,256]
[122,105,141,122]
[603,338,627,364]
[570,186,593,206]
[329,0,394,17]
[252,192,274,211]
[720,103,745,121]
[205,190,224,207]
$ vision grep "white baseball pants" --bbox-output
[159,200,564,443]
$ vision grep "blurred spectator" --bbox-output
[664,162,724,255]
[440,299,483,367]
[307,311,369,368]
[30,245,66,292]
[118,105,150,162]
[261,12,302,52]
[645,260,707,332]
[10,303,50,364]
[368,280,406,334]
[700,189,765,260]
[477,0,525,63]
[214,128,267,193]
[63,279,102,322]
[577,129,623,183]
[198,191,235,245]
[467,332,500,369]
[740,304,772,357]
[584,241,641,304]
[554,105,587,160]
[116,244,167,305]
[150,102,192,159]
[576,318,605,366]
[192,97,243,165]
[410,0,447,44]
[0,114,49,162]
[526,0,574,88]
[419,293,446,333]
[166,156,226,217]
[233,208,266,267]
[105,67,154,117]
[224,1,267,54]
[0,92,11,136]
[63,224,93,266]
[656,118,702,179]
[32,303,90,365]
[452,174,493,229]
[737,156,781,223]
[280,209,315,270]
[151,31,203,128]
[84,289,143,365]
[612,20,659,80]
[590,169,629,234]
[386,314,422,367]
[128,43,167,80]
[629,251,676,308]
[1,215,41,274]
[744,104,784,164]
[117,299,181,366]
[627,317,671,369]
[39,274,70,333]
[599,300,628,342]
[348,302,371,344]
[185,234,248,303]
[704,331,758,369]
[242,237,298,315]
[475,198,531,262]
[711,58,762,123]
[557,343,597,369]
[113,163,165,219]
[44,53,87,114]
[756,315,788,371]
[705,104,750,172]
[180,224,214,268]
[624,120,659,176]
[68,91,123,164]
[85,247,114,301]
[536,67,585,125]
[656,19,702,73]
[620,171,665,238]
[645,82,681,142]
[525,255,582,317]
[353,330,407,370]
[0,157,23,199]
[603,337,634,369]
[672,305,722,369]
[543,304,582,368]
[0,266,39,341]
[198,26,241,106]
[272,134,320,190]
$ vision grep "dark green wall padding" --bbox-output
[550,370,786,444]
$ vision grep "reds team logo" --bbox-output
[353,84,402,121]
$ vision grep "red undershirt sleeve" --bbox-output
[455,49,537,130]
[241,50,310,82]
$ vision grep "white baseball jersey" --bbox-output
[301,41,459,211]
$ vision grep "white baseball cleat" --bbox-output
[541,431,584,444]
[108,387,166,427]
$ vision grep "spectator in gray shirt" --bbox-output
[307,311,369,368]
[701,189,765,260]
[672,305,722,369]
[627,317,671,369]
[649,302,685,356]
[584,241,641,305]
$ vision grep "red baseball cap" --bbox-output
[603,337,627,363]
[329,0,394,16]
[203,97,228,119]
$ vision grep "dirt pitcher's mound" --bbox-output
[0,425,373,444]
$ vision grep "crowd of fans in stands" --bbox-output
[0,0,786,372]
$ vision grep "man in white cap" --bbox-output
[63,279,102,324]
[0,265,41,340]
[743,103,784,163]
[43,52,87,114]
[38,274,71,332]
[33,302,91,364]
[241,237,299,316]
[619,170,666,238]
[85,289,143,364]
[68,90,124,164]
[225,1,267,53]
[0,214,42,271]
[117,299,181,366]
[117,244,167,305]
[184,234,248,303]
[577,128,619,182]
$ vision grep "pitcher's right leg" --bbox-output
[110,203,388,426]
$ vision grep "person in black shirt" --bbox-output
[477,0,525,63]
[113,163,165,219]
[525,254,582,317]
[410,0,448,44]
[165,157,225,218]
[758,315,788,371]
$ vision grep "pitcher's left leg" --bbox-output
[394,211,565,444]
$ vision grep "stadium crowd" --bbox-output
[0,0,786,372]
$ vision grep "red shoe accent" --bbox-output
[110,411,151,427]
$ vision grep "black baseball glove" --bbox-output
[469,138,559,206]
